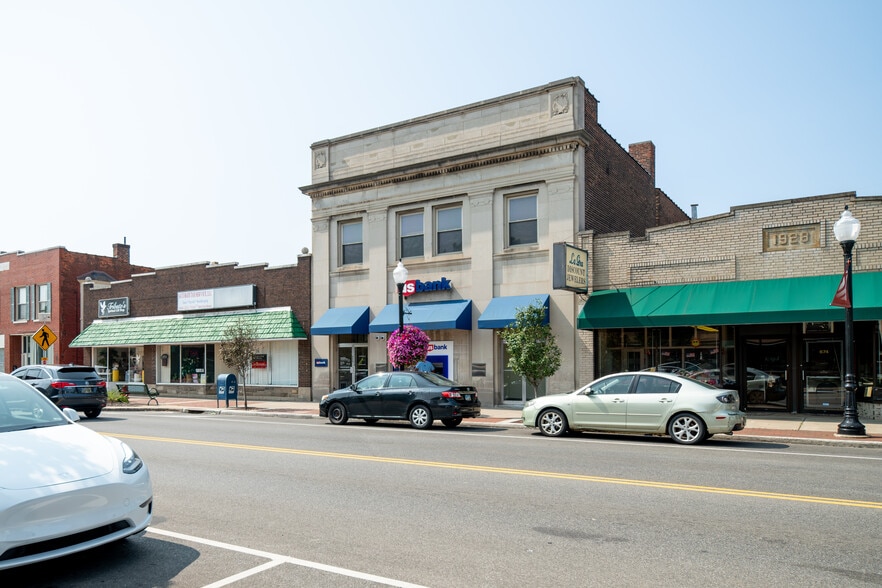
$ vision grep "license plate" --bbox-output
[81,386,92,394]
[464,395,472,401]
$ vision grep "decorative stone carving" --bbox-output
[551,93,570,116]
[314,150,327,169]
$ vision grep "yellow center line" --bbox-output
[107,432,882,510]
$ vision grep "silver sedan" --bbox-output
[522,372,746,444]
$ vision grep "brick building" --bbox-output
[0,243,152,371]
[302,77,687,406]
[70,253,313,400]
[579,192,882,416]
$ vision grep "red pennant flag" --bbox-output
[830,261,852,308]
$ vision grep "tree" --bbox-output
[386,324,430,370]
[498,302,561,398]
[220,319,258,409]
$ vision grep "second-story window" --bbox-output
[507,193,537,247]
[400,211,424,258]
[13,286,30,321]
[38,283,51,316]
[436,206,462,254]
[340,220,363,265]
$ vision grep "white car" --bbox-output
[0,373,153,570]
[522,372,746,444]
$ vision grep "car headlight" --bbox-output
[320,394,329,403]
[121,442,144,474]
[525,399,536,408]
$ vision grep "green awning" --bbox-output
[578,272,882,329]
[70,309,307,347]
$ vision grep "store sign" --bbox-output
[251,354,267,369]
[402,277,453,297]
[98,297,130,318]
[178,284,257,311]
[552,243,588,293]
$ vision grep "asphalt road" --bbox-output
[5,412,882,587]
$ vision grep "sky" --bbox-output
[1,1,879,269]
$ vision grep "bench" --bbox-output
[118,383,160,405]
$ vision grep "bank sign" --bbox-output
[98,297,130,318]
[552,243,588,293]
[401,277,453,297]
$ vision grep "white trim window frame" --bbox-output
[339,219,364,266]
[506,193,538,247]
[37,283,51,317]
[435,205,462,255]
[399,210,424,259]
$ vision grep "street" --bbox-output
[5,411,882,587]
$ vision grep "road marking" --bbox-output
[148,527,428,588]
[107,432,882,510]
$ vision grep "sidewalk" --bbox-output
[109,395,882,447]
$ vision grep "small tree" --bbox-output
[386,324,430,370]
[220,319,258,409]
[498,302,561,398]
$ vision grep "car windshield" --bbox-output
[0,377,69,432]
[55,368,100,380]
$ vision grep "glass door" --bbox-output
[743,337,789,410]
[804,339,844,410]
[501,343,546,404]
[337,343,368,389]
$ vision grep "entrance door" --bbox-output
[337,344,368,389]
[743,337,789,410]
[501,344,546,404]
[804,339,844,410]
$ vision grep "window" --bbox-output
[37,284,50,316]
[399,211,424,258]
[507,194,537,246]
[635,375,680,394]
[13,286,29,321]
[436,206,462,254]
[340,220,363,265]
[593,375,634,395]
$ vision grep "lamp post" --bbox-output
[832,206,866,436]
[393,260,409,335]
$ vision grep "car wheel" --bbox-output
[408,405,433,429]
[537,408,568,437]
[667,412,707,445]
[84,408,102,419]
[328,402,349,425]
[364,418,379,424]
[441,417,462,428]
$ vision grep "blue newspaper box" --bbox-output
[217,373,238,407]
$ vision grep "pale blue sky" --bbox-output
[1,1,879,268]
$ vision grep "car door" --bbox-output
[347,374,386,417]
[570,374,633,430]
[382,373,418,418]
[625,374,680,431]
[25,367,53,397]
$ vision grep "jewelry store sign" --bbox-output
[552,243,588,293]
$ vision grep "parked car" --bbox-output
[0,373,153,570]
[522,371,746,444]
[320,371,481,429]
[11,364,107,418]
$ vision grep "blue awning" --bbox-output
[478,294,550,329]
[311,306,370,335]
[369,300,472,332]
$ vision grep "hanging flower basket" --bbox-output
[387,325,430,370]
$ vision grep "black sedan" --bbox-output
[320,371,481,429]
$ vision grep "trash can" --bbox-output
[217,374,238,407]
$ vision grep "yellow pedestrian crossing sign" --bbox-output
[33,325,57,351]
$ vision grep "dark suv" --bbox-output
[11,364,107,418]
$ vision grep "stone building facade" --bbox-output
[302,77,686,406]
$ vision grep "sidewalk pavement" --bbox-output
[108,395,882,447]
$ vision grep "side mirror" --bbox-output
[63,407,81,422]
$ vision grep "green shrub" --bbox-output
[108,389,130,404]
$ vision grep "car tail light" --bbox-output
[716,392,737,404]
[51,381,77,389]
[441,390,463,399]
[97,380,107,388]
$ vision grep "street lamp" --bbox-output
[832,206,866,436]
[393,260,409,334]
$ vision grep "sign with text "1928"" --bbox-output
[763,223,821,252]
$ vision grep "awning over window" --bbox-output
[477,294,549,329]
[310,306,370,335]
[577,273,882,330]
[369,300,472,332]
[70,309,307,347]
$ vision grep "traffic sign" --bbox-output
[33,325,57,351]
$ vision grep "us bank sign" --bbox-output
[98,297,130,318]
[552,243,588,293]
